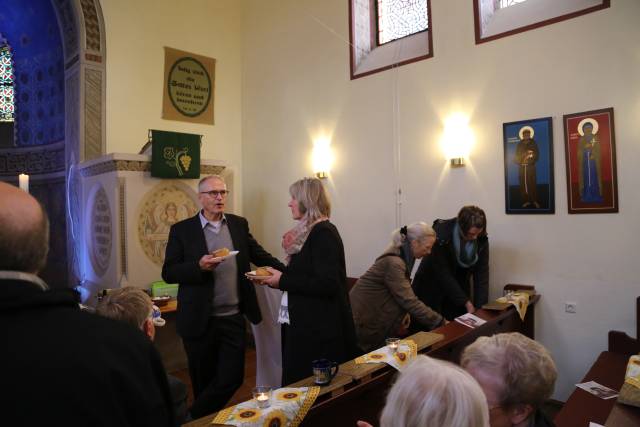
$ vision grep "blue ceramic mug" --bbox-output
[312,359,339,385]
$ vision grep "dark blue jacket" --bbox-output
[0,277,174,426]
[412,217,489,319]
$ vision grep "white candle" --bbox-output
[18,173,29,193]
[386,337,400,353]
[256,393,269,408]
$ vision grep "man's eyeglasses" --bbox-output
[199,190,230,198]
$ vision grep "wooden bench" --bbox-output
[555,297,640,427]
[185,285,541,426]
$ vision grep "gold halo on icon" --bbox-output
[518,126,535,140]
[577,118,599,136]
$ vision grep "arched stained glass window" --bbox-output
[377,0,428,45]
[0,44,15,122]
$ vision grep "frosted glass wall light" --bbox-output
[312,137,333,179]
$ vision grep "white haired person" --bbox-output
[358,355,489,427]
[96,287,188,426]
[349,222,444,353]
[251,177,357,385]
[461,333,557,427]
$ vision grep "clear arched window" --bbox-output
[0,44,15,123]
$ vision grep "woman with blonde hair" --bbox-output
[358,355,489,427]
[254,177,357,385]
[350,222,444,353]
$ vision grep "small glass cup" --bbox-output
[503,290,516,302]
[252,386,272,409]
[386,337,400,353]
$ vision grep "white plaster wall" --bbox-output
[241,0,640,400]
[100,0,244,210]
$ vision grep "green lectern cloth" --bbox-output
[151,129,200,178]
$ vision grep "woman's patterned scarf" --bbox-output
[281,216,328,264]
[277,215,328,325]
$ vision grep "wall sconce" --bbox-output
[312,137,333,179]
[442,114,474,167]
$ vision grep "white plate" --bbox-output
[212,250,239,261]
[245,270,272,280]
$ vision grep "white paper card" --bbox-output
[454,313,487,329]
[576,381,618,399]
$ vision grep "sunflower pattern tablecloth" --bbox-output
[211,387,320,427]
[354,339,417,370]
[496,291,530,321]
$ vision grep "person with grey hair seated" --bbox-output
[0,182,174,426]
[461,333,557,427]
[96,287,188,426]
[358,355,489,427]
[349,222,444,353]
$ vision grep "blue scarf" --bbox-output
[399,225,415,276]
[453,222,478,268]
[400,242,415,277]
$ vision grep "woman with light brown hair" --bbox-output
[413,205,489,319]
[253,177,357,385]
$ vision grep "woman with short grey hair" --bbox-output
[461,332,557,427]
[349,222,444,353]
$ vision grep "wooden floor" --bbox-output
[169,347,258,410]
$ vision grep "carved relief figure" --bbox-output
[138,184,198,266]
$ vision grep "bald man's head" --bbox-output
[0,182,49,273]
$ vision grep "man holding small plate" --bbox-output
[162,175,284,419]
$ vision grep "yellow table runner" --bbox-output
[619,355,640,408]
[625,355,640,389]
[212,387,320,427]
[354,339,417,370]
[496,291,530,321]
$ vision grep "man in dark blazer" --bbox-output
[162,175,284,419]
[0,182,174,427]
